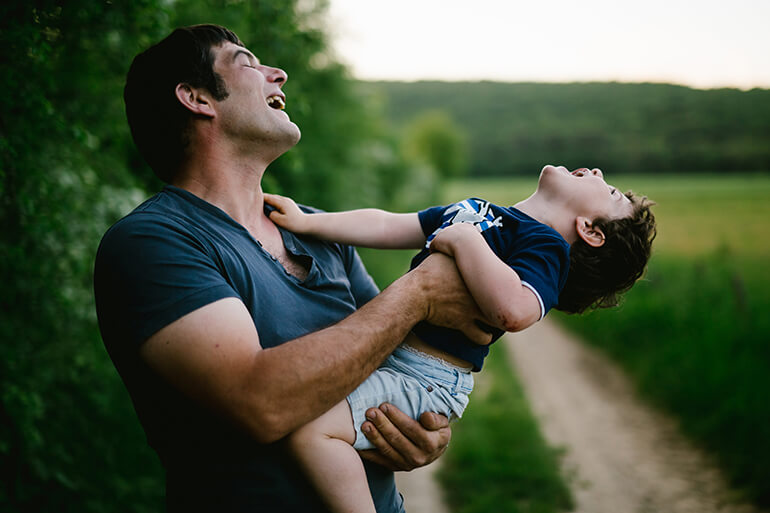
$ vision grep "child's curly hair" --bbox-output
[557,192,656,314]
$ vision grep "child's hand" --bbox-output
[429,222,481,257]
[264,193,310,233]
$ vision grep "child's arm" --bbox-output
[430,223,541,333]
[264,193,426,249]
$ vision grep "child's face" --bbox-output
[538,165,633,221]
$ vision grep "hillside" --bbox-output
[357,81,770,176]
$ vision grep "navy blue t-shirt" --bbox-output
[411,198,570,371]
[94,186,401,513]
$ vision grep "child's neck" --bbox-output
[514,195,577,244]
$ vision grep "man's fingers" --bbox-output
[360,410,410,470]
[461,321,494,346]
[418,410,450,431]
[414,411,451,458]
[366,406,416,451]
[358,448,400,471]
[372,404,451,466]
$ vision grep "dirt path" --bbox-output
[396,460,450,513]
[505,318,763,513]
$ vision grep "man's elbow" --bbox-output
[248,417,286,444]
[237,399,294,444]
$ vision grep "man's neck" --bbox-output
[172,144,273,235]
[514,193,577,244]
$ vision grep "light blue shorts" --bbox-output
[347,344,474,450]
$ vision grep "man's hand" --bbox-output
[358,403,451,471]
[411,252,493,345]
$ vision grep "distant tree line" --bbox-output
[361,81,770,176]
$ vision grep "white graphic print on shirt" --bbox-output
[425,199,504,249]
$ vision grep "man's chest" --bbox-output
[244,222,310,281]
[259,237,310,281]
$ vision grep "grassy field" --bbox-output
[446,172,770,257]
[361,173,770,509]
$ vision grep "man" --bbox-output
[94,24,489,512]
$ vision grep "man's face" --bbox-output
[210,42,301,149]
[537,165,634,221]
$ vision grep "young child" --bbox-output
[265,164,656,513]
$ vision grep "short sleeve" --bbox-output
[417,204,449,237]
[506,236,570,320]
[94,214,239,349]
[342,245,380,307]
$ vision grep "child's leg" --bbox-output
[288,399,376,513]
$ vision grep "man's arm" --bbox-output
[140,253,491,444]
[430,223,541,332]
[264,193,426,249]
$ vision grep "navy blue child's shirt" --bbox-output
[94,185,402,513]
[411,198,571,371]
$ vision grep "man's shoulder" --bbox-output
[102,188,201,240]
[97,192,204,269]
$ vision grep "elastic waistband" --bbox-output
[396,344,473,373]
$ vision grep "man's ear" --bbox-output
[174,83,216,118]
[575,216,605,247]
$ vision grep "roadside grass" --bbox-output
[436,345,573,513]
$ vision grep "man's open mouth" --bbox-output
[266,95,285,110]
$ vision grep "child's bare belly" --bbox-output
[402,331,474,370]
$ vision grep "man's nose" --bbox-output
[591,168,603,179]
[262,65,288,85]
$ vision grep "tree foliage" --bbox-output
[0,1,436,511]
[402,110,469,180]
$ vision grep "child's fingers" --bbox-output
[268,212,289,227]
[263,192,279,206]
[264,193,290,209]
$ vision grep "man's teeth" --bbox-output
[267,95,285,110]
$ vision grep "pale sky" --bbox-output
[325,0,770,89]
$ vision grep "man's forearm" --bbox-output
[239,269,428,442]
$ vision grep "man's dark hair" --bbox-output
[557,192,656,314]
[124,25,243,182]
